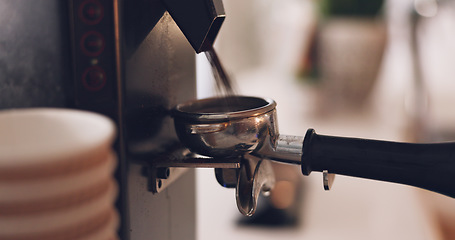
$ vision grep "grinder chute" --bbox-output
[163,0,225,53]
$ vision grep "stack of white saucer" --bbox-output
[0,108,118,240]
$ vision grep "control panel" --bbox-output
[69,2,125,238]
[69,0,119,116]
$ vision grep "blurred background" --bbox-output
[196,0,455,239]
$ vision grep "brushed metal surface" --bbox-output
[125,12,196,240]
[0,0,71,108]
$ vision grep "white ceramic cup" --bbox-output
[0,152,116,212]
[0,108,116,179]
[0,108,118,239]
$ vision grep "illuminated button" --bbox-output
[80,31,105,57]
[82,66,106,91]
[90,58,99,65]
[79,0,104,25]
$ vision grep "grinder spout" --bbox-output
[163,0,225,53]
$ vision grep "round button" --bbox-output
[79,0,104,25]
[82,66,106,91]
[80,31,105,57]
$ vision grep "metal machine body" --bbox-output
[0,0,225,239]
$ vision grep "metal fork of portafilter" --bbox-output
[144,146,274,216]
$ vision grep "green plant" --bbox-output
[320,0,384,17]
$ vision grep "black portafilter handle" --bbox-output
[301,129,455,198]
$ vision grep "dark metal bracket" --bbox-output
[144,146,241,193]
[143,145,276,217]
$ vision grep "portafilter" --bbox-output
[173,96,455,199]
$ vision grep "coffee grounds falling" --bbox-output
[205,45,238,96]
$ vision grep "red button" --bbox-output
[79,0,104,25]
[80,31,105,57]
[82,66,106,91]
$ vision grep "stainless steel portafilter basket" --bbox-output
[173,96,278,158]
[173,96,455,199]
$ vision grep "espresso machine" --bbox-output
[4,1,455,239]
[0,0,224,239]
